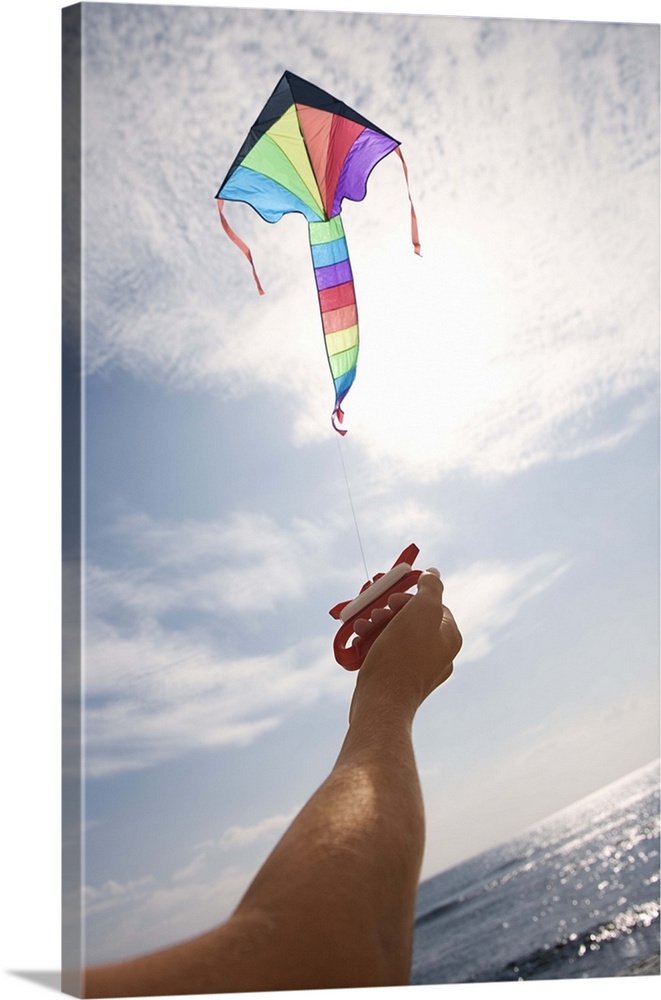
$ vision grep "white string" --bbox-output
[335,433,370,581]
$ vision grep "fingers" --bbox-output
[416,567,444,600]
[352,591,413,637]
[353,604,396,636]
[388,591,413,613]
[353,567,445,636]
[353,618,373,637]
[352,568,455,646]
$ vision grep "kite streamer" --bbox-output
[309,216,357,432]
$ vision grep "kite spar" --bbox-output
[215,69,420,434]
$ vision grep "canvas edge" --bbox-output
[62,3,83,996]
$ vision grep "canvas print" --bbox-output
[62,2,660,997]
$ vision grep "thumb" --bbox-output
[416,567,444,601]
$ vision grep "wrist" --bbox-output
[348,667,418,732]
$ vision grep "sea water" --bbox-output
[412,759,660,984]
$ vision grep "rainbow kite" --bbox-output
[216,70,419,433]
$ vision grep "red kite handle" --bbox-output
[329,544,422,670]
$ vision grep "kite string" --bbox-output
[335,434,370,582]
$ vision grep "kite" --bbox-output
[216,70,420,434]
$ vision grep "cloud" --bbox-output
[83,863,250,964]
[81,507,360,777]
[87,508,344,621]
[84,875,156,918]
[80,9,658,483]
[83,625,348,778]
[217,809,300,852]
[444,554,571,663]
[83,804,301,964]
[508,692,661,787]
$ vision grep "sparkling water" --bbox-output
[412,759,660,983]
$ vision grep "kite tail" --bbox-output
[395,147,422,256]
[308,216,358,435]
[216,198,265,295]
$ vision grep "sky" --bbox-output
[2,1,660,998]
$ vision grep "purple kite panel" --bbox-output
[315,259,354,290]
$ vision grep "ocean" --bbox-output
[412,759,660,984]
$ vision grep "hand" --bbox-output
[349,569,462,723]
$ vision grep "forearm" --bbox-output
[232,698,425,987]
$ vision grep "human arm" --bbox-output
[83,569,462,997]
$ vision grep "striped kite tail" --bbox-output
[308,216,359,435]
